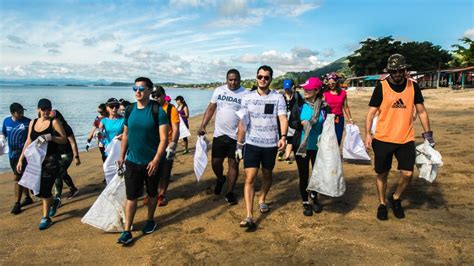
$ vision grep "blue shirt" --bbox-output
[125,102,169,165]
[300,103,325,150]
[102,117,125,147]
[2,116,31,158]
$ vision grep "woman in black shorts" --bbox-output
[16,98,67,230]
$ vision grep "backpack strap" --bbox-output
[166,104,173,126]
[152,101,159,128]
[124,103,135,124]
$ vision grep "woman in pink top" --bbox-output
[323,73,353,145]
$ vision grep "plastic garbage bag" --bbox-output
[343,124,371,161]
[307,114,346,197]
[415,140,443,183]
[194,135,208,182]
[18,139,48,195]
[179,116,191,140]
[81,173,126,232]
[0,135,9,155]
[103,138,121,184]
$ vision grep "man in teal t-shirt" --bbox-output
[117,77,169,245]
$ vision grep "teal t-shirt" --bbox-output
[300,103,324,150]
[125,102,169,165]
[102,117,125,147]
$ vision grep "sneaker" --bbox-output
[303,203,313,216]
[214,176,226,195]
[377,204,388,221]
[157,194,168,207]
[11,202,21,215]
[39,217,52,230]
[182,149,189,155]
[117,231,133,245]
[310,192,323,213]
[389,194,405,219]
[20,197,33,207]
[49,197,61,217]
[142,220,157,234]
[67,187,79,200]
[224,192,238,205]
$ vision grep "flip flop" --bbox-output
[259,202,270,214]
[239,217,257,232]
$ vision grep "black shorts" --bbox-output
[157,158,173,182]
[38,155,60,198]
[243,144,278,170]
[372,139,416,174]
[124,160,159,200]
[212,135,237,159]
[9,156,26,178]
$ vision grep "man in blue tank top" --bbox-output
[1,103,33,214]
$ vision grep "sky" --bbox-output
[0,0,473,83]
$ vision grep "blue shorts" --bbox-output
[243,144,278,170]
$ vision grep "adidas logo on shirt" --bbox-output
[392,98,406,109]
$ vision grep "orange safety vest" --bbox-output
[374,79,415,144]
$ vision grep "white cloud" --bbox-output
[48,48,61,55]
[463,28,474,39]
[169,0,216,8]
[321,48,334,58]
[237,47,327,76]
[43,42,60,49]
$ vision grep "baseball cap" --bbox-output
[300,77,323,90]
[37,98,52,109]
[282,79,294,90]
[10,103,26,113]
[106,98,120,105]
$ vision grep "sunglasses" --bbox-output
[108,104,120,109]
[327,82,336,85]
[132,86,146,92]
[389,69,405,74]
[152,93,162,98]
[257,75,271,81]
[40,107,51,111]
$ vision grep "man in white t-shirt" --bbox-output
[236,65,288,232]
[198,69,248,205]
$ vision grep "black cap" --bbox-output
[106,98,119,105]
[152,85,165,96]
[37,98,52,109]
[10,103,26,113]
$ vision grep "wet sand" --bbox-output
[0,88,473,264]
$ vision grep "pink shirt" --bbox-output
[324,90,346,116]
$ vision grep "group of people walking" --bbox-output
[1,53,435,244]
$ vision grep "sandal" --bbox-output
[239,217,257,232]
[259,202,270,214]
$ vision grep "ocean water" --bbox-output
[0,85,214,173]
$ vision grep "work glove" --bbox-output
[422,131,435,147]
[165,142,177,161]
[37,133,52,146]
[86,141,91,152]
[235,142,244,161]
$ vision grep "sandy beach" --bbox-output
[0,88,473,264]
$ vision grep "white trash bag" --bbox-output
[179,116,191,140]
[194,135,208,182]
[307,114,346,197]
[18,139,48,195]
[103,138,121,184]
[0,135,9,155]
[81,173,126,232]
[343,124,371,161]
[415,140,443,183]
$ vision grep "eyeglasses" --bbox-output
[257,75,271,81]
[132,86,146,92]
[108,104,120,109]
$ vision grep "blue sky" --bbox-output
[0,0,473,83]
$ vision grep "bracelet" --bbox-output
[281,135,287,138]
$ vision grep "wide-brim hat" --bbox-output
[384,54,411,72]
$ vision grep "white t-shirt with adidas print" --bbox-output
[238,89,287,148]
[210,85,248,140]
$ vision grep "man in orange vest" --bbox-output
[365,54,434,221]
